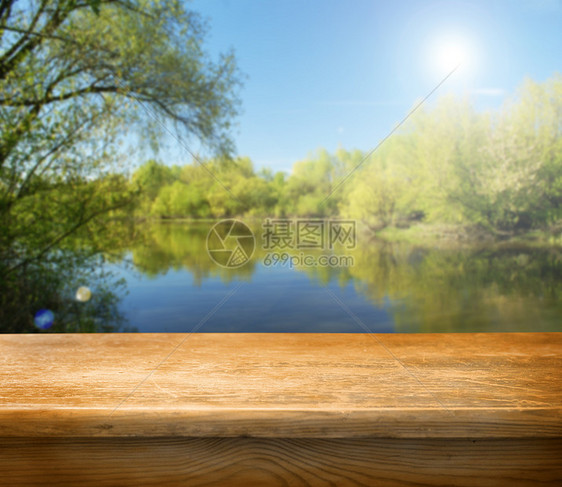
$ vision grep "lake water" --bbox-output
[109,221,562,332]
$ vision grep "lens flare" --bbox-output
[34,309,54,330]
[76,286,92,302]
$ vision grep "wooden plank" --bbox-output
[0,333,561,438]
[1,437,561,486]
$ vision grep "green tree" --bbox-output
[0,0,242,330]
[340,138,416,230]
[404,95,478,224]
[284,149,338,216]
[445,76,562,232]
[132,159,179,215]
[133,160,178,200]
[151,180,211,218]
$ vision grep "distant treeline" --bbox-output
[132,75,561,234]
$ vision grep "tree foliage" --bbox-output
[0,0,242,331]
[132,74,561,235]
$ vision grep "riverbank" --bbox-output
[371,222,562,248]
[131,217,562,248]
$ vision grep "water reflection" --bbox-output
[113,222,562,332]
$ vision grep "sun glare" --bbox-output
[429,35,474,77]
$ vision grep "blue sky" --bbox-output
[179,0,562,173]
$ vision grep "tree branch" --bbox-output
[0,84,119,106]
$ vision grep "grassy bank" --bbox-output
[372,223,562,248]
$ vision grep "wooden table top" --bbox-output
[1,333,561,438]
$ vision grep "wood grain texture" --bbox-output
[1,333,561,438]
[1,437,561,487]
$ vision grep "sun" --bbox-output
[428,35,474,77]
[436,43,468,71]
